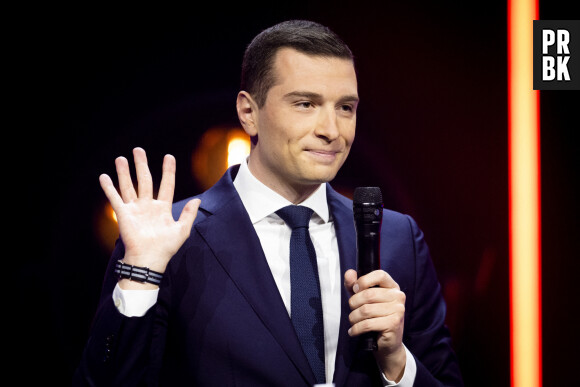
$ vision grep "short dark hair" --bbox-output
[240,20,354,107]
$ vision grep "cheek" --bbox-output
[343,127,356,148]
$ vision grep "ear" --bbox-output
[236,91,259,138]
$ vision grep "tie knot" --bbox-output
[276,205,314,229]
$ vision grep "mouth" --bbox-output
[305,149,341,163]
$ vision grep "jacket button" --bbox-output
[103,335,115,362]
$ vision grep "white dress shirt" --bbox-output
[233,158,341,384]
[112,158,416,385]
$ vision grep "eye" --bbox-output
[339,104,354,113]
[296,101,313,109]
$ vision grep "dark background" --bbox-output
[14,1,578,385]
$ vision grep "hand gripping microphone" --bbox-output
[353,187,383,351]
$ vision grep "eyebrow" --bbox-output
[283,91,360,104]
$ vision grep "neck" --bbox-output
[277,183,321,205]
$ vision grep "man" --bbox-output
[75,20,463,386]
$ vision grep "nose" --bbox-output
[314,106,340,143]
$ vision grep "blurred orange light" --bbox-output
[109,205,118,223]
[227,137,251,167]
[95,201,120,254]
[192,126,250,190]
[508,0,541,386]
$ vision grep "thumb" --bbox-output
[344,269,359,296]
[178,198,201,235]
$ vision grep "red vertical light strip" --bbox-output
[508,0,541,386]
[535,75,542,387]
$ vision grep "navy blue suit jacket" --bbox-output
[74,165,463,386]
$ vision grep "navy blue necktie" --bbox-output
[276,205,326,385]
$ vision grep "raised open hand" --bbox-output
[99,147,200,282]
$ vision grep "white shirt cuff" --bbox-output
[112,283,159,317]
[380,345,417,386]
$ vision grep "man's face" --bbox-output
[246,48,358,196]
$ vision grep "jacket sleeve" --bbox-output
[403,215,464,386]
[73,239,166,387]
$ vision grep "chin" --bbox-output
[301,171,340,185]
[313,164,342,181]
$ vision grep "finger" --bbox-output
[356,270,399,292]
[344,269,358,296]
[115,156,137,202]
[133,147,153,199]
[349,287,406,310]
[157,154,176,203]
[349,300,405,326]
[177,198,201,237]
[348,314,400,337]
[99,174,124,210]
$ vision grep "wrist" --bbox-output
[122,254,170,274]
[377,345,406,383]
[118,278,159,290]
[115,260,164,288]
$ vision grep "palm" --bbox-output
[115,200,178,257]
[99,148,200,272]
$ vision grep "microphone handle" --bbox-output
[357,229,381,351]
[360,332,378,351]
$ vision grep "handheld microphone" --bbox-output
[353,187,383,351]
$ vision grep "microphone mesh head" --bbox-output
[353,187,382,204]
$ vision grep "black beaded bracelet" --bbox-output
[114,260,163,285]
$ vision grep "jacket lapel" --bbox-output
[327,185,360,386]
[193,167,316,386]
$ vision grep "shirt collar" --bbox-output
[232,158,329,224]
